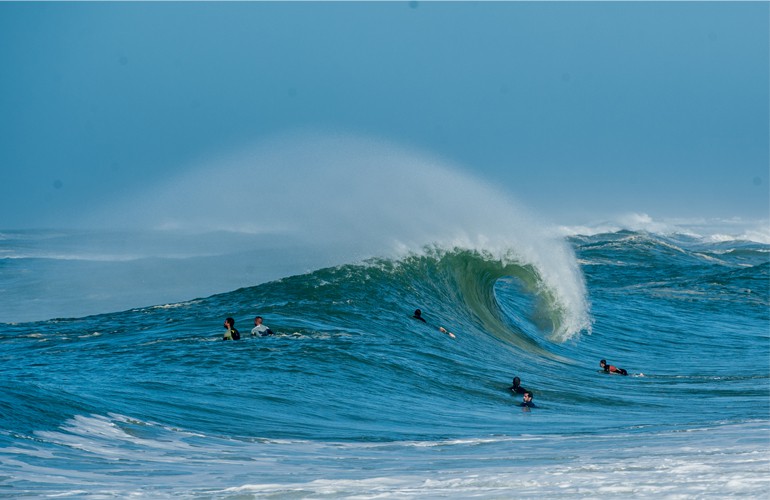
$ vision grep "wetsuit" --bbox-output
[251,324,274,337]
[509,377,526,394]
[223,327,241,341]
[604,364,628,376]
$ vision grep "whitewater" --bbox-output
[1,136,768,498]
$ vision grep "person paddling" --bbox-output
[412,309,456,338]
[600,359,628,375]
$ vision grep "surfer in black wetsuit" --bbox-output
[509,376,526,395]
[412,309,456,339]
[223,317,241,341]
[520,391,536,409]
[600,359,627,375]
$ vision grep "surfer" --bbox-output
[520,391,536,409]
[412,309,456,339]
[509,376,527,395]
[251,316,274,337]
[600,359,628,375]
[223,317,241,341]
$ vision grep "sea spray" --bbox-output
[84,132,592,339]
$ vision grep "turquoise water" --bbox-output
[1,229,768,497]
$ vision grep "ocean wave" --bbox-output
[2,214,768,499]
[559,213,770,244]
[257,247,590,347]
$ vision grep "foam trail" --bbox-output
[88,132,591,339]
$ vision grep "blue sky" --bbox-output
[1,1,767,230]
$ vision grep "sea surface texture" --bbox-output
[1,229,768,497]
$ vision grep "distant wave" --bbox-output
[558,213,770,244]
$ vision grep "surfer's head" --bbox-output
[599,359,607,368]
[224,317,235,329]
[414,309,422,318]
[512,377,521,388]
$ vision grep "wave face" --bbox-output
[1,231,769,497]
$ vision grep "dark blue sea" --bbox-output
[1,226,768,498]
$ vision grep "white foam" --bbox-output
[6,417,768,498]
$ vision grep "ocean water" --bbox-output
[1,227,768,498]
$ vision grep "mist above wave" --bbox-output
[84,132,591,339]
[90,133,532,252]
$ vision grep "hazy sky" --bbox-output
[1,1,767,230]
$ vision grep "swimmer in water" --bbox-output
[520,391,536,409]
[223,317,241,341]
[251,316,274,337]
[509,376,527,395]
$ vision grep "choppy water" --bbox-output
[1,229,768,498]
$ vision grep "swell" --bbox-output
[2,232,767,442]
[575,232,770,312]
[0,248,582,441]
